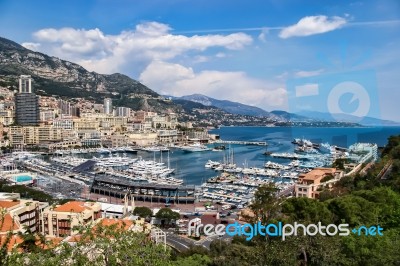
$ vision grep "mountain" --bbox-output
[296,111,400,126]
[0,36,176,111]
[174,94,272,117]
[270,110,311,122]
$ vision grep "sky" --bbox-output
[0,0,399,121]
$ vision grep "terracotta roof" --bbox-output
[53,201,90,213]
[68,219,135,243]
[97,218,134,230]
[0,235,23,252]
[0,201,20,209]
[300,168,336,181]
[66,235,83,243]
[0,235,63,252]
[42,236,63,249]
[0,213,20,232]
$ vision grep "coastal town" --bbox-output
[1,0,399,263]
[0,75,384,255]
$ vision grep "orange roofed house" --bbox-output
[295,168,344,199]
[40,201,101,237]
[0,196,47,235]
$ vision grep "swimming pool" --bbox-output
[15,175,33,182]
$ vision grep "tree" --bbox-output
[320,173,334,183]
[340,228,400,265]
[332,158,347,170]
[156,208,180,226]
[7,224,173,266]
[327,195,379,226]
[17,227,46,253]
[282,197,333,224]
[174,254,211,266]
[249,183,281,224]
[133,206,153,219]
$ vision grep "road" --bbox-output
[164,228,232,251]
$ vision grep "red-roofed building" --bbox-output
[295,168,344,199]
[0,198,45,235]
[40,201,101,237]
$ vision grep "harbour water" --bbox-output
[133,126,400,185]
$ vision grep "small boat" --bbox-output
[212,145,227,151]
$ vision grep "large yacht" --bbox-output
[180,142,211,152]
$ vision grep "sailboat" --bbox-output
[263,146,272,156]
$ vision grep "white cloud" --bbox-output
[33,28,109,57]
[139,60,287,109]
[279,15,347,39]
[215,52,226,58]
[21,42,41,51]
[295,83,319,97]
[135,21,171,36]
[295,69,324,77]
[192,55,209,63]
[29,22,253,75]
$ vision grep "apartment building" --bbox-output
[9,126,63,146]
[40,110,56,122]
[0,196,47,235]
[295,168,344,199]
[15,75,40,126]
[157,129,178,144]
[127,131,158,146]
[40,201,102,237]
[111,134,129,147]
[73,119,100,131]
[115,107,131,117]
[53,119,74,130]
[151,114,177,129]
[0,109,14,126]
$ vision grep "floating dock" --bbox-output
[214,140,267,146]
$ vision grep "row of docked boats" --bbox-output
[200,175,296,206]
[54,146,138,155]
[53,143,215,156]
[140,143,212,152]
[205,159,302,178]
[50,153,183,185]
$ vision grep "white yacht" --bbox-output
[180,143,211,152]
[142,146,170,152]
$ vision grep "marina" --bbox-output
[0,126,392,209]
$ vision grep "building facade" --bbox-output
[295,168,344,199]
[40,201,102,237]
[15,75,40,126]
[0,197,47,235]
[104,98,113,115]
[15,93,40,126]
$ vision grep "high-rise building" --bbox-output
[116,106,130,117]
[19,75,32,93]
[58,99,71,116]
[15,75,40,126]
[104,98,113,114]
[71,106,80,117]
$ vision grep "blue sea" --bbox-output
[133,126,400,185]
